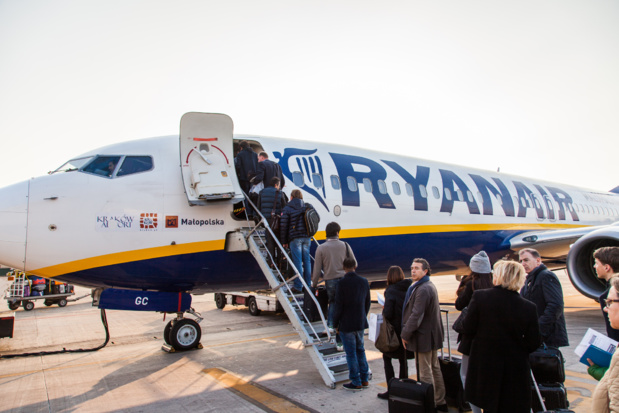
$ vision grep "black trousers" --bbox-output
[383,351,408,384]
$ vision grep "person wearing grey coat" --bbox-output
[401,258,447,411]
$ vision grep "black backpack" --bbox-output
[303,203,320,237]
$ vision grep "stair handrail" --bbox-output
[242,195,331,342]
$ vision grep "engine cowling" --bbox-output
[566,224,619,300]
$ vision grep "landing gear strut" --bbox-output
[162,308,203,352]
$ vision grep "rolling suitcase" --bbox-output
[388,377,434,413]
[531,369,571,412]
[302,286,328,322]
[438,309,470,412]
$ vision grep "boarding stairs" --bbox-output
[236,203,351,388]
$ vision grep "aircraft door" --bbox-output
[180,113,244,206]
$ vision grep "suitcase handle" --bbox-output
[440,309,452,361]
[530,369,547,412]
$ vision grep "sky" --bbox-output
[1,0,618,192]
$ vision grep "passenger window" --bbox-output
[466,191,474,203]
[419,185,428,199]
[494,193,503,206]
[331,175,341,190]
[117,156,153,176]
[83,156,122,177]
[392,182,401,195]
[347,176,358,192]
[444,188,452,201]
[455,189,463,202]
[363,178,372,193]
[405,183,413,197]
[377,180,387,195]
[432,186,440,199]
[312,173,323,189]
[292,171,304,187]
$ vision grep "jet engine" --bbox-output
[566,223,619,300]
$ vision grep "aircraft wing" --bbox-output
[510,223,619,299]
[509,226,597,261]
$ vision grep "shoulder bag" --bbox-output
[375,317,400,353]
[452,306,468,334]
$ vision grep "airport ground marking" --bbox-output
[203,367,318,413]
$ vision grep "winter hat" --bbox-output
[469,251,492,274]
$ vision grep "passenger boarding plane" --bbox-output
[0,112,618,351]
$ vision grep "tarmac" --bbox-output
[0,270,604,413]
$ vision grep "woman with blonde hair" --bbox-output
[461,260,542,413]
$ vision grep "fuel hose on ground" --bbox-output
[0,309,110,359]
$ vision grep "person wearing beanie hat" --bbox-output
[453,251,494,413]
[469,251,492,274]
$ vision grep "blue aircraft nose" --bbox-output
[0,180,28,270]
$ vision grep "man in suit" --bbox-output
[401,258,447,412]
[254,151,285,188]
[519,248,569,347]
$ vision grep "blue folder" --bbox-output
[579,345,613,368]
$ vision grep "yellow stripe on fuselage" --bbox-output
[34,222,588,277]
[338,222,588,238]
[33,239,225,278]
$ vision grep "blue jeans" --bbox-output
[339,330,369,386]
[325,278,342,344]
[290,237,311,290]
[325,278,341,327]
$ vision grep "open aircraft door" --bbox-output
[180,112,244,206]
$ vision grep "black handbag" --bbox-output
[452,307,468,334]
[530,344,566,383]
[375,317,400,353]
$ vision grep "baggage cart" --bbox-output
[4,271,85,311]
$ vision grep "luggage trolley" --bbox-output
[4,271,84,311]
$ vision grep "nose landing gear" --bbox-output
[162,307,203,352]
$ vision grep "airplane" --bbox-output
[0,112,618,351]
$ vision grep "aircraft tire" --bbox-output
[169,319,201,351]
[8,301,19,311]
[23,301,35,311]
[163,320,173,345]
[58,298,67,307]
[248,296,261,316]
[215,293,226,309]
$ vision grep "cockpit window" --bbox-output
[50,156,94,174]
[82,156,122,177]
[117,156,153,176]
[79,155,154,178]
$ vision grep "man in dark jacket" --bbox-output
[280,189,312,293]
[332,256,371,391]
[257,177,287,267]
[254,151,285,189]
[234,141,258,194]
[519,248,569,347]
[593,246,619,340]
